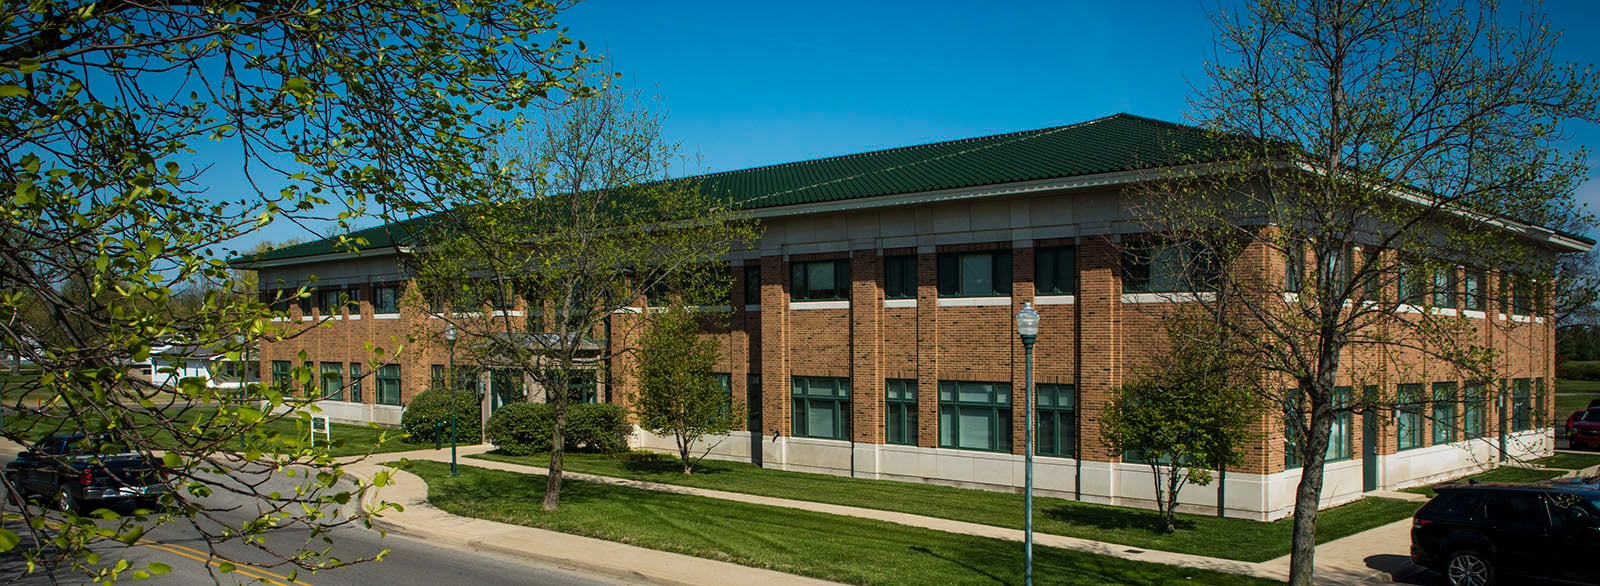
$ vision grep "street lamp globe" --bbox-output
[1016,302,1040,339]
[444,323,457,344]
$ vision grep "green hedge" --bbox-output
[1558,361,1600,381]
[485,402,630,455]
[401,388,482,445]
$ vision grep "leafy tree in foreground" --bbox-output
[408,81,760,510]
[0,0,587,581]
[635,305,742,474]
[1100,310,1260,534]
[1146,1,1600,583]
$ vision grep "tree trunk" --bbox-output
[678,432,693,474]
[1288,378,1337,586]
[543,377,569,511]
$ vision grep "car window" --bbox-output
[1427,492,1485,518]
[1585,409,1600,422]
[1546,492,1600,528]
[1484,492,1549,526]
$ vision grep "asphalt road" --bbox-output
[1,446,629,586]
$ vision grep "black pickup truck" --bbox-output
[6,434,167,513]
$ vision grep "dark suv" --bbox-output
[1411,481,1600,586]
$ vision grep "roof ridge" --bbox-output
[689,113,1129,182]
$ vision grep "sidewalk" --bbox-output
[352,445,1433,585]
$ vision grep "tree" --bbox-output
[1100,310,1261,534]
[0,0,588,580]
[1146,1,1600,583]
[635,305,742,474]
[407,80,760,510]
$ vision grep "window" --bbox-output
[1036,383,1076,458]
[791,376,850,440]
[1462,270,1486,311]
[430,364,446,391]
[490,369,525,410]
[271,360,291,389]
[1432,268,1457,307]
[713,373,733,420]
[1122,243,1216,293]
[1513,378,1532,431]
[884,255,918,299]
[1397,384,1426,450]
[1285,387,1352,467]
[373,285,400,314]
[744,265,761,305]
[938,380,1012,452]
[1462,382,1487,438]
[317,288,347,315]
[885,379,918,445]
[791,259,851,301]
[1511,276,1534,315]
[561,371,598,404]
[1035,247,1077,295]
[937,250,1012,297]
[1395,263,1427,305]
[376,364,402,406]
[1284,242,1304,293]
[1320,245,1353,293]
[320,362,343,400]
[1432,382,1457,444]
[452,365,479,395]
[349,362,363,403]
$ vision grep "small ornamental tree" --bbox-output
[1100,311,1261,534]
[634,305,740,474]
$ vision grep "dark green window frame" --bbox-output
[1512,378,1532,431]
[1463,382,1487,438]
[884,255,918,299]
[320,362,343,400]
[885,379,918,445]
[1122,242,1217,293]
[1285,387,1352,467]
[376,364,402,406]
[373,285,400,314]
[792,376,850,440]
[1285,241,1304,293]
[790,259,851,302]
[554,371,598,404]
[1036,383,1076,458]
[1462,270,1486,311]
[349,362,364,403]
[1397,384,1426,451]
[1432,382,1457,444]
[938,380,1012,452]
[270,360,291,389]
[1035,246,1077,295]
[937,250,1012,297]
[743,265,761,305]
[713,373,733,420]
[1396,262,1428,305]
[1433,268,1457,308]
[1511,276,1534,315]
[430,364,446,391]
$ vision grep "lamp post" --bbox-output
[1015,302,1040,586]
[445,323,459,477]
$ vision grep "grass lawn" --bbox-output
[402,460,1280,586]
[1530,452,1600,471]
[1400,466,1567,497]
[472,450,1418,563]
[1555,379,1600,415]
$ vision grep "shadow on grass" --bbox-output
[1041,503,1195,534]
[615,452,736,476]
[908,545,1009,585]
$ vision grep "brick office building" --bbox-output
[235,114,1586,520]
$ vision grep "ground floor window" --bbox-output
[490,369,525,412]
[1432,382,1457,444]
[1512,378,1532,431]
[885,379,917,445]
[320,362,343,400]
[1284,387,1352,468]
[377,364,402,406]
[938,380,1011,452]
[791,376,849,440]
[349,362,363,403]
[1397,384,1425,451]
[713,373,733,420]
[555,371,599,404]
[1036,383,1076,458]
[271,360,291,390]
[1463,382,1486,438]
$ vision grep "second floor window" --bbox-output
[791,259,850,301]
[937,250,1011,297]
[1122,243,1215,294]
[744,265,761,305]
[373,285,400,314]
[316,288,345,315]
[884,255,917,299]
[1035,246,1076,295]
[1462,269,1486,311]
[1432,268,1457,308]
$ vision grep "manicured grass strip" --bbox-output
[1400,466,1567,497]
[471,451,1418,562]
[403,460,1280,586]
[1531,452,1600,471]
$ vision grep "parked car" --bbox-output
[1411,481,1600,586]
[6,434,167,513]
[1567,408,1600,449]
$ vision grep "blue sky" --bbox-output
[233,0,1600,251]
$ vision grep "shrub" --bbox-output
[485,402,631,455]
[401,388,482,445]
[1558,361,1600,381]
[485,402,554,455]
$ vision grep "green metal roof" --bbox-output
[238,113,1230,265]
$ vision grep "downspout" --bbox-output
[1075,386,1082,500]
